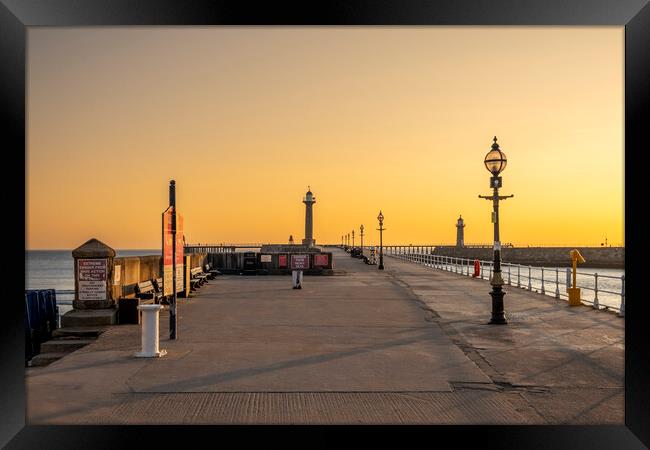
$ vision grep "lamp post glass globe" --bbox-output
[484,136,507,176]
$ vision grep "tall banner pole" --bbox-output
[170,180,177,340]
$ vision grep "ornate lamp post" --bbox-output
[360,224,364,249]
[347,233,350,247]
[352,230,355,247]
[479,136,514,324]
[341,235,344,247]
[377,211,385,270]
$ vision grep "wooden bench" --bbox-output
[151,278,169,304]
[190,267,208,290]
[204,263,221,280]
[134,280,163,304]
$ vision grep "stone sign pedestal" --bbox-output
[62,238,117,327]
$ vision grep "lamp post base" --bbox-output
[488,285,508,324]
[378,264,384,270]
[489,313,508,324]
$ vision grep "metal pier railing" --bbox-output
[384,249,625,316]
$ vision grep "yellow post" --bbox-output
[567,249,585,306]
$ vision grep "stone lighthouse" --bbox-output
[302,187,316,247]
[456,215,465,248]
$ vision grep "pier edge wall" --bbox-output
[112,253,208,298]
[430,246,624,269]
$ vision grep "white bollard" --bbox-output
[292,270,303,289]
[135,304,167,358]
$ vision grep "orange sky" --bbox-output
[27,27,624,249]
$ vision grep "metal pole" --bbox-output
[541,267,545,295]
[517,265,520,288]
[169,180,177,340]
[378,217,384,270]
[566,267,571,294]
[593,273,599,309]
[489,185,506,323]
[555,268,560,299]
[528,266,532,290]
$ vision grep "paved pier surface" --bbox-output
[27,249,623,424]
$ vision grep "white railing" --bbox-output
[384,249,625,317]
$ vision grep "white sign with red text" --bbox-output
[78,258,107,301]
[290,254,310,270]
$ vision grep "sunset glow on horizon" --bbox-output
[27,27,624,249]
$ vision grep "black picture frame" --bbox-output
[2,0,648,448]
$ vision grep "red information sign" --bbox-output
[290,254,310,270]
[314,254,329,267]
[163,207,173,263]
[175,212,184,289]
[162,206,184,295]
[163,207,174,296]
[176,213,184,266]
[279,255,287,268]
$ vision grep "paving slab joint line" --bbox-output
[492,381,552,394]
[385,271,508,387]
[447,381,548,394]
[514,391,552,423]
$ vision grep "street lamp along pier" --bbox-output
[377,211,385,270]
[360,224,364,250]
[478,136,514,325]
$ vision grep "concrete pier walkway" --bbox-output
[26,249,623,424]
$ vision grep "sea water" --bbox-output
[26,249,161,320]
